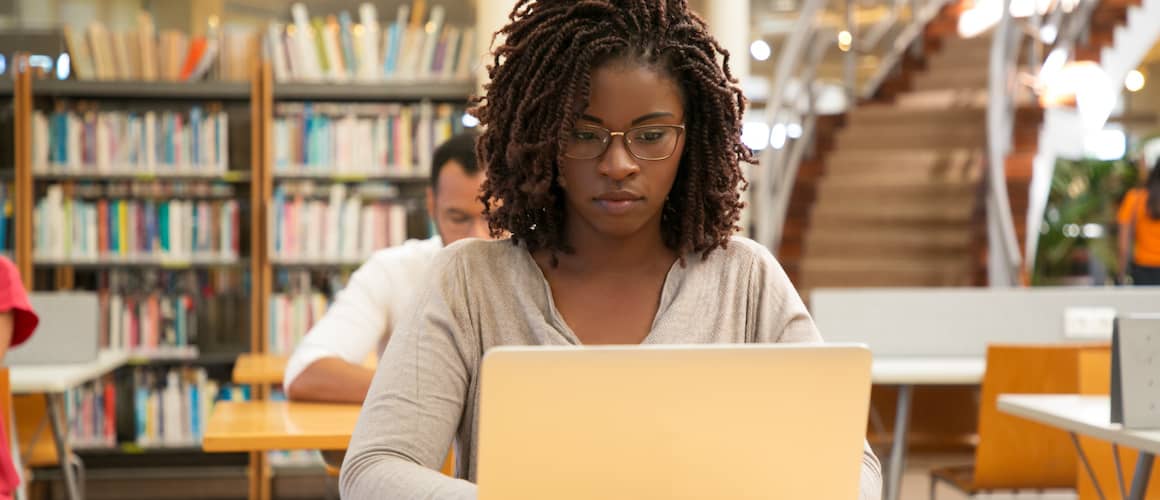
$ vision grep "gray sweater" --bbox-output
[340,236,883,499]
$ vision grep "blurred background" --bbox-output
[1,0,1159,498]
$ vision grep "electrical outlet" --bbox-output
[1063,307,1117,339]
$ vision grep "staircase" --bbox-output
[778,6,1044,295]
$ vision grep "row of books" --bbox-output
[272,102,463,175]
[0,184,12,253]
[97,269,249,354]
[63,13,256,82]
[32,108,231,174]
[270,183,408,261]
[267,2,474,83]
[35,185,243,262]
[129,367,219,447]
[70,181,240,200]
[268,270,352,355]
[66,376,117,449]
[67,368,250,450]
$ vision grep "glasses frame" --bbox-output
[562,123,687,161]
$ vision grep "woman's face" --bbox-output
[557,60,686,243]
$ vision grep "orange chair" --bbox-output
[929,344,1110,498]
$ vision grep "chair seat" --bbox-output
[930,464,978,494]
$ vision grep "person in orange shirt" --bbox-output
[1118,158,1160,285]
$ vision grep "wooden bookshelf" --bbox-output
[32,256,247,268]
[272,80,474,102]
[32,168,252,182]
[29,80,251,100]
[8,56,473,500]
[269,170,427,183]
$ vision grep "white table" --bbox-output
[872,357,986,500]
[10,350,130,500]
[999,394,1159,500]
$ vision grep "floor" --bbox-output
[900,453,1079,500]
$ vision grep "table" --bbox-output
[999,395,1159,500]
[202,401,361,452]
[11,350,130,500]
[210,357,988,500]
[231,354,289,386]
[872,357,986,500]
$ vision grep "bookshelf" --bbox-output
[29,80,251,101]
[7,0,480,491]
[272,81,473,102]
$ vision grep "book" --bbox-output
[269,182,407,263]
[271,1,473,84]
[34,182,241,262]
[33,106,230,174]
[272,101,463,175]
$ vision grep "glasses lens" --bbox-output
[564,127,609,159]
[627,126,680,160]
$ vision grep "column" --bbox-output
[474,0,520,94]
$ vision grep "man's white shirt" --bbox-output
[283,236,443,388]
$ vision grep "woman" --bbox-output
[1118,158,1160,285]
[340,1,883,498]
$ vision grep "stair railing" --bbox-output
[755,0,955,253]
[984,0,1100,286]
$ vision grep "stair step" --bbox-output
[927,51,991,71]
[816,174,979,193]
[836,127,987,149]
[811,201,976,223]
[826,149,982,170]
[895,89,989,108]
[912,70,990,91]
[806,224,974,248]
[848,105,986,125]
[805,231,974,258]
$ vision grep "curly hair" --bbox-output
[472,0,752,260]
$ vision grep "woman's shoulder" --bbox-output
[431,238,527,279]
[698,235,779,269]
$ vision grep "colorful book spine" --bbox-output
[272,101,463,175]
[269,182,407,261]
[31,107,230,174]
[34,183,241,262]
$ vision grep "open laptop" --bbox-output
[6,292,100,365]
[476,343,873,500]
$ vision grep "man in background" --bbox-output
[284,132,490,403]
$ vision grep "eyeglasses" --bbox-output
[563,124,686,161]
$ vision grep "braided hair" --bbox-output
[473,0,751,260]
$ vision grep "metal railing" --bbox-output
[753,0,954,252]
[985,0,1099,286]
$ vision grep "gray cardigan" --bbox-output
[340,236,883,499]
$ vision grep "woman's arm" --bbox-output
[340,249,479,500]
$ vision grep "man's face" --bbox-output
[427,160,490,245]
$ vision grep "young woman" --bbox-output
[1119,158,1160,285]
[341,1,883,498]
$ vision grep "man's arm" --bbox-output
[286,357,375,403]
[284,255,400,403]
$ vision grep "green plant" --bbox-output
[1032,157,1138,285]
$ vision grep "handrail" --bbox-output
[985,0,1102,285]
[757,0,955,252]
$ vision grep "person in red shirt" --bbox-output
[0,256,39,500]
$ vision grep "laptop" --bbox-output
[6,292,100,365]
[476,343,873,500]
